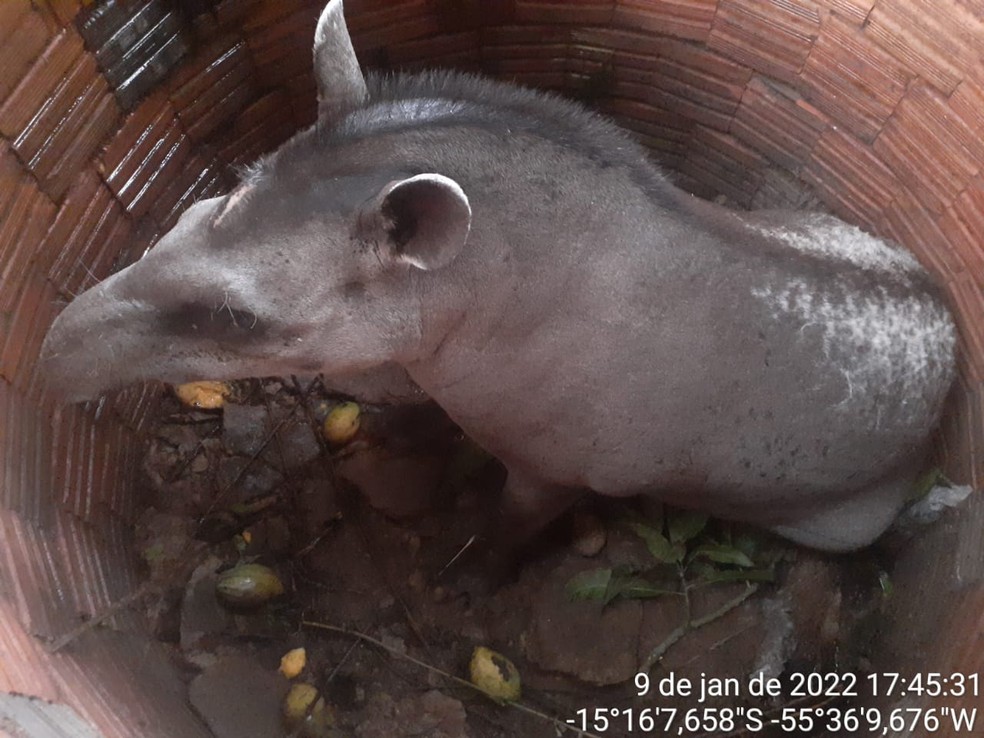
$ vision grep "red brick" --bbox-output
[863,0,983,94]
[169,39,255,142]
[98,94,185,216]
[873,84,979,216]
[814,0,873,23]
[805,127,900,230]
[731,77,828,171]
[0,273,54,387]
[0,28,84,139]
[10,53,100,170]
[40,0,84,25]
[0,177,55,315]
[800,14,909,142]
[614,0,716,42]
[0,7,52,104]
[37,86,119,201]
[709,0,821,85]
[515,0,614,25]
[939,181,984,281]
[882,187,967,282]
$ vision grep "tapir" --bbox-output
[41,0,957,553]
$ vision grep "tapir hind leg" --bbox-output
[768,460,923,552]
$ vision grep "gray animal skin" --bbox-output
[41,0,957,553]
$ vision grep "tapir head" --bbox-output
[40,0,471,402]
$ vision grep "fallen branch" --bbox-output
[640,582,759,673]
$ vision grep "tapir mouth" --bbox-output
[40,294,303,402]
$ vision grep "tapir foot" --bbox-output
[769,463,921,552]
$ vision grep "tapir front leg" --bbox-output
[438,469,586,593]
[446,468,586,591]
[494,468,588,551]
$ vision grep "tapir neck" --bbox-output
[403,183,705,396]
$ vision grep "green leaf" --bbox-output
[141,543,165,564]
[565,568,613,602]
[667,510,708,544]
[629,522,684,563]
[692,543,755,568]
[692,567,776,587]
[688,560,718,582]
[644,503,665,534]
[733,533,760,560]
[908,466,944,502]
[609,577,680,602]
[878,570,893,598]
[566,567,684,605]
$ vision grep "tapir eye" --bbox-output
[341,281,367,299]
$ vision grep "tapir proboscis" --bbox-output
[41,0,958,553]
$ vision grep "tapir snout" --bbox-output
[42,196,238,400]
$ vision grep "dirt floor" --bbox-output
[134,376,893,738]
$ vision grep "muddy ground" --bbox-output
[134,376,893,738]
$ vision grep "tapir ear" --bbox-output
[375,174,472,271]
[314,0,368,123]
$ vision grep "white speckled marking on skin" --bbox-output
[753,279,955,411]
[754,214,922,275]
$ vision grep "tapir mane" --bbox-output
[358,69,625,144]
[246,69,676,203]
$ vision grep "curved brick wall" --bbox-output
[0,1,981,735]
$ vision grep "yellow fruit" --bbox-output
[322,402,361,445]
[469,646,521,703]
[279,647,307,679]
[283,682,319,722]
[215,563,284,609]
[174,381,230,409]
[283,683,335,737]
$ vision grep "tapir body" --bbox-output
[41,0,957,552]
